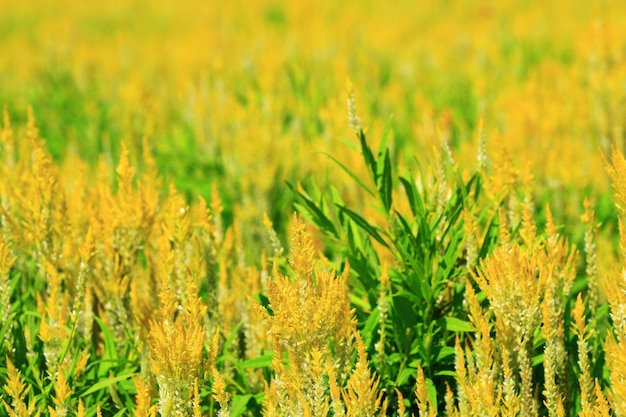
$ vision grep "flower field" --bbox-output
[3,0,626,415]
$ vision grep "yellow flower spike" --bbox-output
[489,143,519,197]
[618,218,626,266]
[581,197,600,313]
[76,400,86,417]
[193,379,203,417]
[395,388,406,417]
[375,265,389,367]
[604,145,626,216]
[605,335,626,414]
[346,78,361,134]
[306,348,330,417]
[415,364,433,417]
[0,234,16,276]
[212,368,230,415]
[343,332,382,417]
[476,116,487,172]
[0,234,15,333]
[162,183,192,248]
[444,383,459,417]
[501,348,520,416]
[116,142,136,205]
[328,362,345,417]
[519,200,537,249]
[462,208,479,269]
[543,204,556,242]
[73,351,90,380]
[572,295,595,412]
[262,379,279,417]
[289,213,315,283]
[496,209,511,247]
[593,381,611,416]
[196,196,214,236]
[3,357,31,417]
[133,375,157,417]
[51,369,71,417]
[210,183,224,245]
[464,280,496,413]
[542,288,564,417]
[453,335,468,413]
[264,212,284,259]
[206,329,221,372]
[149,272,207,416]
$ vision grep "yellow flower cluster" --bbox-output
[257,214,381,416]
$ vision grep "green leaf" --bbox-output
[361,307,381,346]
[237,353,274,369]
[289,183,338,238]
[94,317,118,378]
[435,346,456,361]
[437,316,475,333]
[377,114,394,158]
[391,295,418,351]
[427,378,438,410]
[81,372,135,397]
[479,214,500,258]
[336,205,390,249]
[359,129,376,179]
[378,151,393,213]
[223,321,244,353]
[319,151,375,198]
[396,366,417,386]
[399,176,425,218]
[231,394,253,417]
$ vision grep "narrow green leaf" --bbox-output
[377,114,394,158]
[361,307,381,346]
[81,373,135,397]
[399,176,425,217]
[318,151,375,198]
[336,205,390,249]
[392,294,418,329]
[94,317,118,378]
[288,183,338,238]
[359,129,377,179]
[379,151,393,212]
[437,316,475,332]
[479,214,500,258]
[427,379,438,409]
[237,354,274,369]
[435,346,456,361]
[396,366,417,386]
[223,321,244,353]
